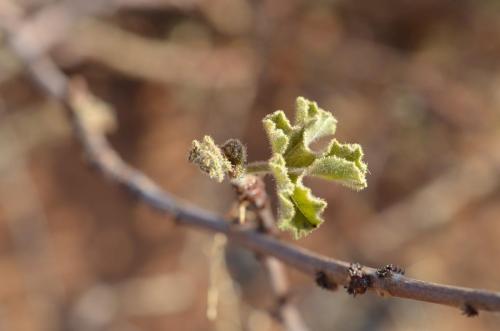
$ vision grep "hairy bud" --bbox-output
[221,139,247,178]
[188,136,232,183]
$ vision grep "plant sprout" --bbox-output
[189,97,368,238]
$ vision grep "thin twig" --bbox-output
[246,161,303,176]
[231,175,309,331]
[4,19,500,318]
[246,161,271,174]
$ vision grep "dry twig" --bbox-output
[232,175,309,331]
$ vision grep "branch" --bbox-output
[4,18,500,319]
[59,19,254,88]
[1,1,254,89]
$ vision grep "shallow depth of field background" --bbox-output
[1,0,500,330]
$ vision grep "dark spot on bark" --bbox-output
[346,263,372,297]
[315,271,337,290]
[376,264,405,278]
[277,293,289,306]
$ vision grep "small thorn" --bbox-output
[376,264,405,278]
[461,303,478,317]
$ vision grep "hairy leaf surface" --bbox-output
[263,97,367,238]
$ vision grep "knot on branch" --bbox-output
[232,174,268,210]
[346,263,372,297]
[376,264,405,279]
[315,271,337,290]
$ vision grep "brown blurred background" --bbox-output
[1,0,500,330]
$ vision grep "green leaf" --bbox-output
[263,111,293,154]
[269,154,295,224]
[262,97,368,238]
[269,154,326,239]
[305,139,368,190]
[297,97,337,147]
[269,154,294,194]
[306,155,367,190]
[263,97,338,168]
[324,139,367,174]
[188,136,233,182]
[285,179,327,239]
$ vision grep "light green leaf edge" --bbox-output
[306,139,368,190]
[269,154,327,239]
[262,110,293,154]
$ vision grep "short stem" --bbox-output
[246,161,271,174]
[246,161,305,175]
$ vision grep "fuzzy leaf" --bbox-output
[324,139,367,174]
[269,154,327,238]
[263,111,293,154]
[305,139,368,189]
[307,156,367,190]
[188,136,232,182]
[284,179,327,239]
[262,97,368,238]
[297,97,337,147]
[263,97,337,168]
[269,154,294,194]
[269,154,295,224]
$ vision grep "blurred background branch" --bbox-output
[5,8,500,321]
